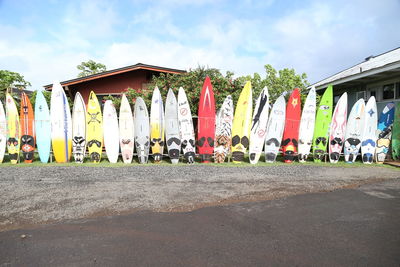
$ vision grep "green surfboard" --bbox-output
[391,102,400,160]
[312,85,333,162]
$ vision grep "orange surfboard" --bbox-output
[20,92,35,163]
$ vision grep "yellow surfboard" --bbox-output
[150,87,165,162]
[86,91,103,163]
[231,81,253,163]
[51,81,72,163]
[5,93,20,164]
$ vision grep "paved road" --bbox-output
[1,179,399,266]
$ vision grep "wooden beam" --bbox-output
[64,85,73,100]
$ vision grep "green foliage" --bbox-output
[236,64,310,106]
[0,70,31,100]
[152,66,241,114]
[77,60,107,78]
[104,64,311,114]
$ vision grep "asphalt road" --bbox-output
[1,178,399,266]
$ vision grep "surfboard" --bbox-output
[5,94,20,164]
[376,102,395,163]
[134,97,150,164]
[165,88,181,164]
[178,87,196,164]
[197,76,216,163]
[72,92,86,163]
[103,100,120,163]
[150,87,165,162]
[20,92,35,163]
[86,91,103,163]
[329,92,347,163]
[0,100,6,163]
[361,96,377,164]
[231,81,253,163]
[35,90,51,163]
[51,81,72,163]
[392,102,400,160]
[264,95,286,163]
[282,88,301,163]
[298,87,316,162]
[215,95,234,163]
[119,94,134,164]
[343,98,365,163]
[249,87,269,164]
[313,85,333,162]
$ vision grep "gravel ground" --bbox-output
[0,164,399,231]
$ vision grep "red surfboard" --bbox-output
[20,92,36,163]
[197,76,216,162]
[282,88,301,163]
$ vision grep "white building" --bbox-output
[313,47,400,113]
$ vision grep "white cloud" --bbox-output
[1,0,399,91]
[270,0,400,83]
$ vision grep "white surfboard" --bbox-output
[329,92,347,163]
[344,98,365,163]
[178,87,195,164]
[264,95,286,163]
[0,100,6,163]
[134,97,150,164]
[103,100,120,163]
[361,96,377,164]
[35,90,51,163]
[298,87,316,162]
[214,95,234,163]
[249,87,269,164]
[165,88,181,164]
[72,92,86,163]
[150,87,165,162]
[119,94,134,164]
[50,81,72,163]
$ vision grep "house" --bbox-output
[43,63,186,103]
[313,47,400,113]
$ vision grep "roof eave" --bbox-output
[43,63,186,90]
[313,61,400,90]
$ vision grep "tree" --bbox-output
[0,70,31,99]
[151,66,241,114]
[104,64,311,114]
[236,64,310,106]
[77,60,107,78]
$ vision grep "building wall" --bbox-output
[68,70,153,104]
[329,78,400,115]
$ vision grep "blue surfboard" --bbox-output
[376,102,395,163]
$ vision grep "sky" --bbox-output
[0,0,399,90]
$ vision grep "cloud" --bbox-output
[270,0,400,83]
[1,0,399,91]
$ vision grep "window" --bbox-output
[367,87,378,100]
[382,83,394,100]
[334,95,340,105]
[356,91,366,100]
[396,82,400,99]
[370,90,376,98]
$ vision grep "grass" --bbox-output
[0,152,397,169]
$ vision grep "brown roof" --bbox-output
[43,63,186,90]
